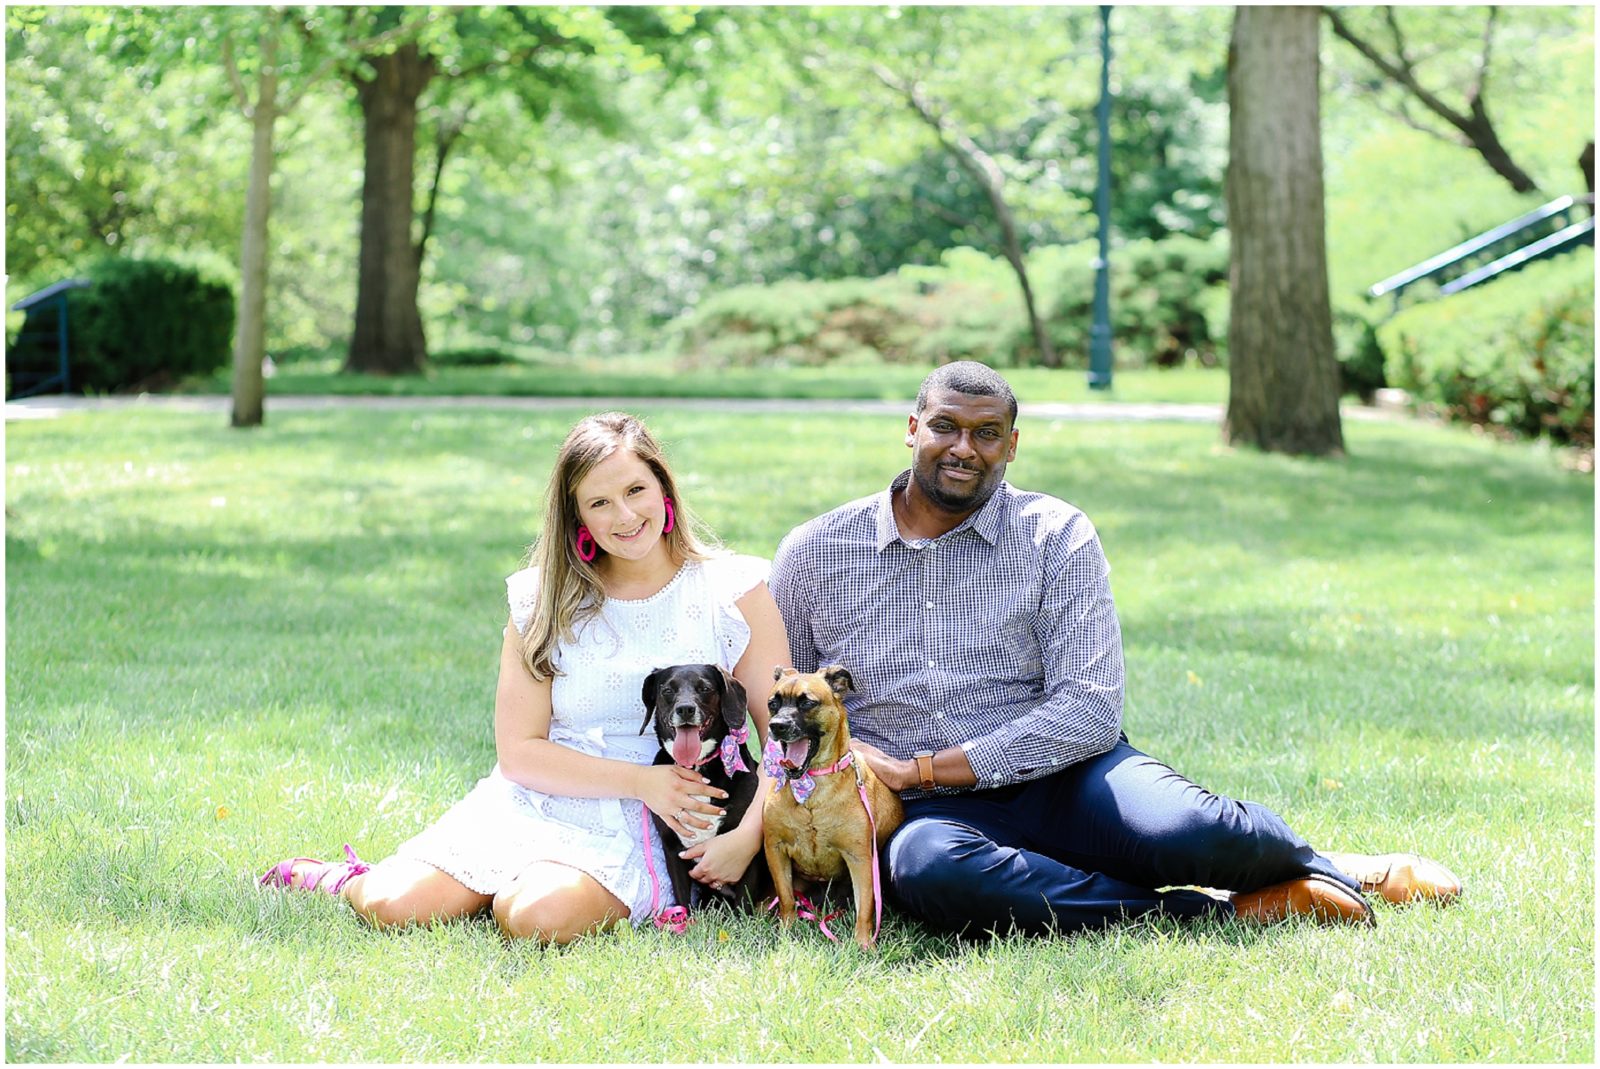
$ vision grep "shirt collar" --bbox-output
[873,469,1009,551]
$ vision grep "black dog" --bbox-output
[639,664,768,910]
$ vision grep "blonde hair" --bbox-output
[521,412,718,679]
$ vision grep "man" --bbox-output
[769,361,1459,935]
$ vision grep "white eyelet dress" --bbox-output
[391,554,769,924]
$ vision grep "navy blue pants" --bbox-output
[885,737,1359,936]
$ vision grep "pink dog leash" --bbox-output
[641,805,692,934]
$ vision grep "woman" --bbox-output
[260,412,790,944]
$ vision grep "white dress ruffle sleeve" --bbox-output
[392,554,770,923]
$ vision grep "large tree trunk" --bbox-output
[230,29,279,428]
[345,43,434,375]
[1224,6,1344,456]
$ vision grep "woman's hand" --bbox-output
[634,764,728,842]
[680,822,761,890]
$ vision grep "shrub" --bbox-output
[1072,233,1229,368]
[1379,249,1594,447]
[430,347,520,368]
[67,258,235,392]
[670,234,1231,371]
[670,277,929,367]
[1334,309,1388,402]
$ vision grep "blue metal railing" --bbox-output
[1439,216,1594,295]
[6,279,88,399]
[1367,195,1594,309]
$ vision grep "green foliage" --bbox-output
[65,257,235,392]
[670,276,922,367]
[1073,233,1229,366]
[1378,251,1595,446]
[5,6,248,288]
[429,346,520,368]
[6,0,1592,404]
[672,234,1229,371]
[1323,6,1592,194]
[1334,311,1388,402]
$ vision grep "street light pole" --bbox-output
[1088,4,1114,391]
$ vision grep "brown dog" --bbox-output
[762,665,903,949]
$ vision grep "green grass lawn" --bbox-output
[180,352,1230,405]
[6,404,1592,1061]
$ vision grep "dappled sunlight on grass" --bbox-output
[6,405,1591,1061]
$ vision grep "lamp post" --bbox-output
[1088,4,1114,390]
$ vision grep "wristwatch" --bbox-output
[913,751,937,791]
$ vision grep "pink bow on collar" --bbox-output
[763,738,853,805]
[720,727,750,778]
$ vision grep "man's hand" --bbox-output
[850,740,916,793]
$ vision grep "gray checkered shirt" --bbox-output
[770,469,1125,797]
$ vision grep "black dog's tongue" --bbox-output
[672,726,702,768]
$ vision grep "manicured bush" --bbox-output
[670,277,929,367]
[1378,249,1594,446]
[1050,233,1230,367]
[67,257,235,392]
[431,346,520,368]
[1334,309,1388,402]
[670,234,1230,371]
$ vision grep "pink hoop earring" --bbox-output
[575,526,598,563]
[663,497,675,534]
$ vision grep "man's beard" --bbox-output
[913,460,1004,513]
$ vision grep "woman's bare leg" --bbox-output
[491,861,628,945]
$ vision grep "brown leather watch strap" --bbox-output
[914,751,936,791]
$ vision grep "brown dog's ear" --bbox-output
[772,665,798,682]
[639,668,664,735]
[821,665,854,697]
[715,666,749,733]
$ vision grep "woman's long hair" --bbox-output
[521,412,719,679]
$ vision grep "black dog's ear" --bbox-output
[715,666,749,732]
[639,668,665,735]
[821,664,854,698]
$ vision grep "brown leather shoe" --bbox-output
[1231,874,1375,926]
[1322,852,1462,905]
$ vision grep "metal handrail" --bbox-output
[1438,216,1596,296]
[1368,194,1578,300]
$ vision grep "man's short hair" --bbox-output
[914,361,1018,422]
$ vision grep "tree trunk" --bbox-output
[1459,97,1540,195]
[1224,6,1344,456]
[874,65,1058,367]
[1580,140,1594,214]
[992,198,1058,369]
[345,43,434,375]
[230,32,279,429]
[1322,7,1542,197]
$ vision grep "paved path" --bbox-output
[4,392,1411,424]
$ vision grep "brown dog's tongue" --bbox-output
[672,726,702,768]
[784,739,810,768]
